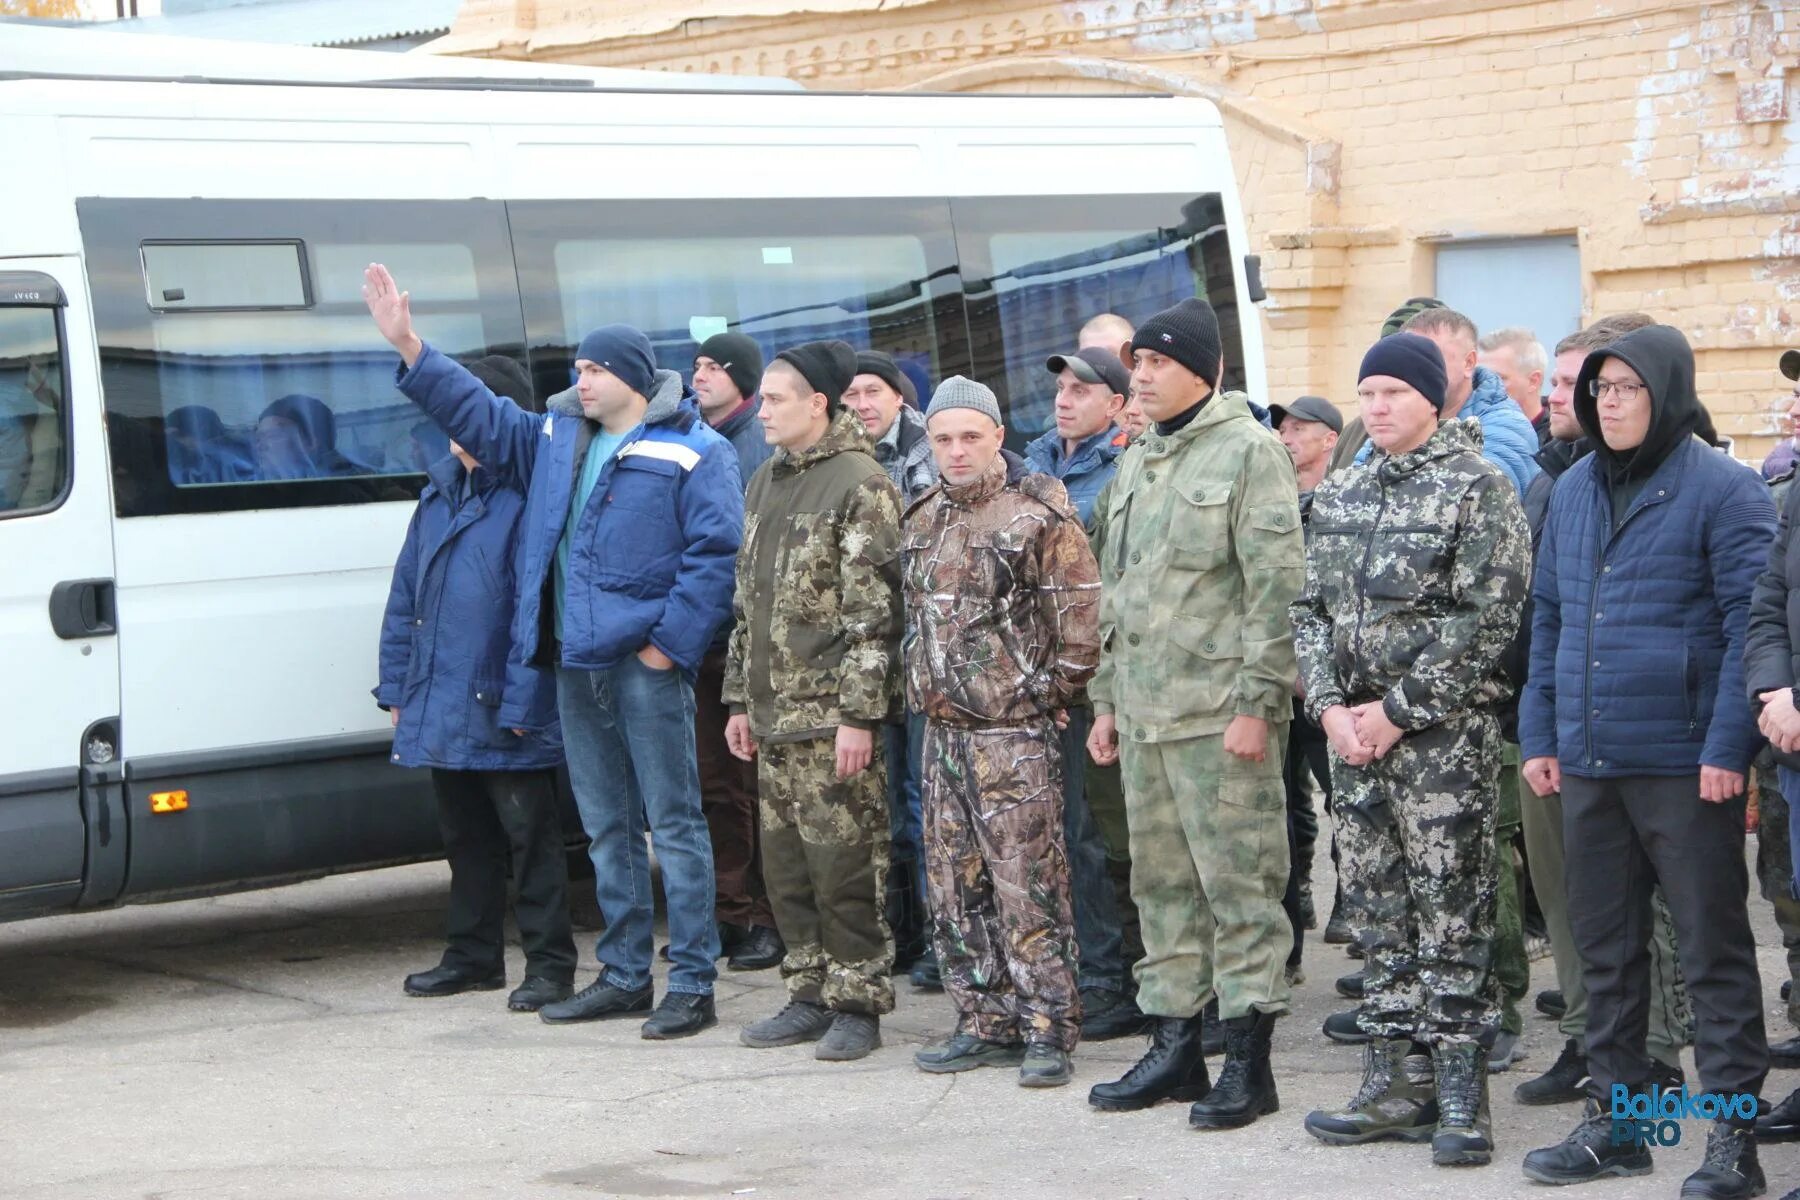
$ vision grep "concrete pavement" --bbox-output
[1,858,1794,1199]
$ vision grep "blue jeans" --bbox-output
[885,711,929,912]
[557,660,719,995]
[1061,706,1126,992]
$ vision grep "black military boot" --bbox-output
[1756,1086,1800,1143]
[1200,997,1226,1056]
[1323,889,1353,945]
[1189,1010,1280,1130]
[1514,1037,1591,1106]
[1522,1097,1653,1184]
[1680,1121,1764,1199]
[1769,1034,1800,1071]
[1081,986,1151,1041]
[1303,1038,1438,1145]
[1335,970,1366,1000]
[1535,988,1566,1019]
[1087,1014,1210,1112]
[1429,1041,1492,1166]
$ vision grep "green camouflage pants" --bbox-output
[1121,729,1291,1021]
[1334,714,1498,1046]
[758,736,895,1015]
[1754,764,1800,1028]
[922,719,1081,1050]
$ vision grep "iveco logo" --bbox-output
[8,291,42,302]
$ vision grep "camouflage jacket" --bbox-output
[1091,390,1304,741]
[1290,417,1530,731]
[723,409,903,742]
[902,451,1101,726]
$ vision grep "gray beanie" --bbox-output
[924,375,1002,427]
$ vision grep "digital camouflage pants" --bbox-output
[758,736,895,1015]
[1121,727,1291,1021]
[1333,713,1500,1046]
[922,719,1081,1051]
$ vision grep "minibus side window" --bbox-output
[79,200,526,518]
[506,198,969,412]
[949,194,1244,450]
[0,307,69,519]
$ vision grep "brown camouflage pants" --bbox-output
[922,719,1082,1051]
[757,736,895,1015]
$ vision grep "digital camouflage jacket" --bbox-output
[902,451,1101,725]
[1090,390,1304,742]
[1291,417,1530,732]
[723,409,903,742]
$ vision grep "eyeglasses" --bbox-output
[1589,379,1645,402]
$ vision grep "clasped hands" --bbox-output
[1320,700,1403,767]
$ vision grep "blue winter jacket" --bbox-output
[1022,425,1124,527]
[1519,326,1775,778]
[1357,365,1540,496]
[396,345,743,726]
[375,454,561,771]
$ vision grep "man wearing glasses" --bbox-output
[1520,325,1774,1198]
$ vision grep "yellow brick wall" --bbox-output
[438,0,1800,463]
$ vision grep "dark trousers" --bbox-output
[1282,701,1330,967]
[695,649,773,930]
[431,767,577,985]
[1059,706,1127,993]
[1562,772,1767,1104]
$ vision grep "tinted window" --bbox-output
[508,199,967,409]
[80,200,528,517]
[0,305,68,518]
[951,194,1244,448]
[142,241,311,311]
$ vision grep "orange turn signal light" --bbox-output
[149,790,189,814]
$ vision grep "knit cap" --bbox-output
[696,332,764,402]
[1124,298,1223,387]
[1358,332,1448,411]
[924,375,1002,426]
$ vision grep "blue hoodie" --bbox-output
[395,344,743,729]
[1356,365,1540,496]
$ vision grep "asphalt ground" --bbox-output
[1,846,1795,1200]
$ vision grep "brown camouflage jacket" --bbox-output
[723,409,903,742]
[902,451,1101,726]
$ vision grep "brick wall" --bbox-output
[438,0,1800,462]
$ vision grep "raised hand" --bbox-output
[362,263,422,367]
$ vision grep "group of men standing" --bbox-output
[362,259,1796,1199]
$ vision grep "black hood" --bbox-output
[1574,324,1700,483]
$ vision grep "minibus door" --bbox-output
[0,262,124,916]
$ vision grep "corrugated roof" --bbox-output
[107,0,462,48]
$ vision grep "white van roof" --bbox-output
[0,22,799,92]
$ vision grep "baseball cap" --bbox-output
[1046,346,1130,398]
[1782,349,1800,382]
[1268,394,1344,433]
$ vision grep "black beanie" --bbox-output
[697,332,764,402]
[467,354,538,414]
[1127,298,1223,387]
[774,339,859,410]
[853,350,917,408]
[1358,332,1447,411]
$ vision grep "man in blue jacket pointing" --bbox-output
[364,264,743,1042]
